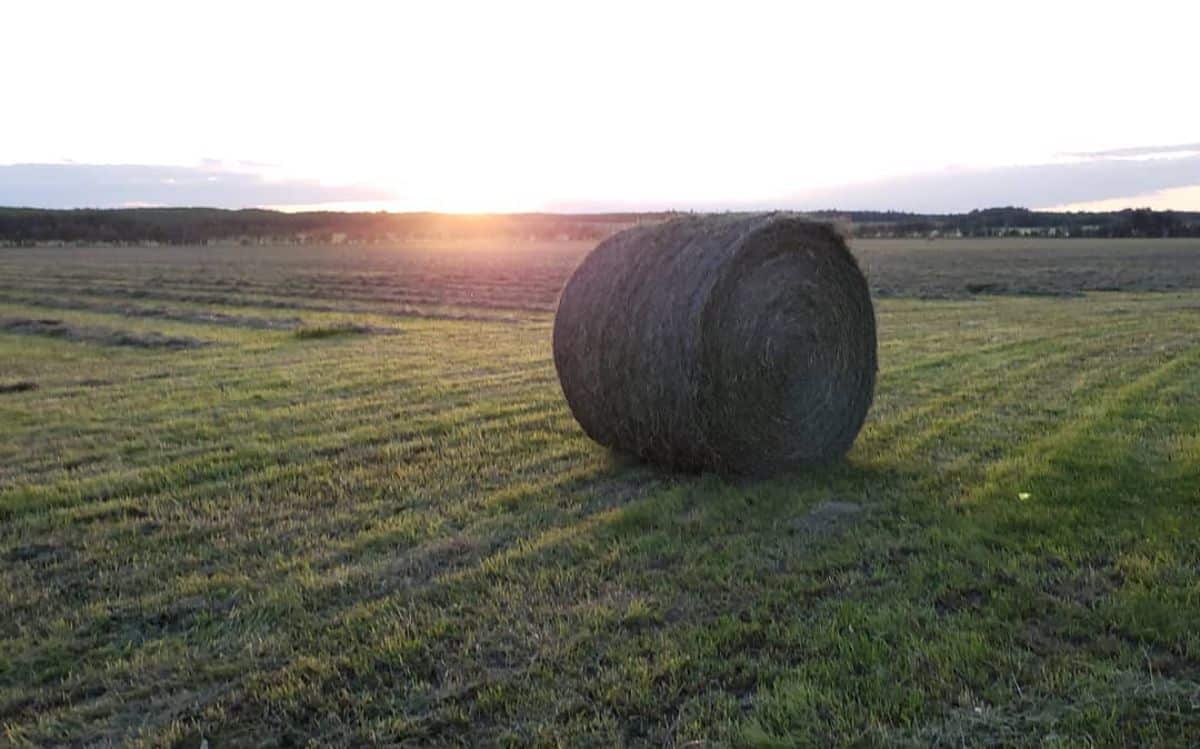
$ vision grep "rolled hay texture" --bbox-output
[552,213,877,475]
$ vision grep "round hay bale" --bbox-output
[552,213,876,475]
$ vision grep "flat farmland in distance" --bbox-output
[1,238,1198,746]
[0,240,586,320]
[856,237,1200,298]
[2,238,1200,322]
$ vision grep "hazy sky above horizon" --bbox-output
[3,0,1198,212]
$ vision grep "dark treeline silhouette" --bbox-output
[1,206,1198,245]
[826,207,1200,238]
[0,208,667,245]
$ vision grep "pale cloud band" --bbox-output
[1059,143,1200,159]
[3,151,1199,213]
[780,153,1200,214]
[0,164,391,210]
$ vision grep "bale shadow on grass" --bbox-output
[350,455,910,743]
[130,434,917,748]
[590,452,905,552]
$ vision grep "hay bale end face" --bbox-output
[552,213,877,475]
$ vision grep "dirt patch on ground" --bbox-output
[1044,561,1124,608]
[4,543,67,564]
[0,380,38,394]
[0,318,208,349]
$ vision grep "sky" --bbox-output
[2,0,1198,213]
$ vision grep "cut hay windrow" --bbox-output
[552,213,877,475]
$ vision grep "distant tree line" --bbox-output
[823,207,1200,239]
[1,206,1198,245]
[0,208,672,245]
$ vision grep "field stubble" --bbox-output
[0,238,1198,746]
[1,238,1200,320]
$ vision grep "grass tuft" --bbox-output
[293,323,375,339]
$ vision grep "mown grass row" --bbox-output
[6,238,1200,310]
[1,291,1198,746]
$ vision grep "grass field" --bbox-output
[3,238,1200,318]
[2,240,1199,746]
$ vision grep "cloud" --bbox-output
[548,154,1200,214]
[1060,142,1200,159]
[0,163,393,209]
[4,154,1199,214]
[775,154,1200,213]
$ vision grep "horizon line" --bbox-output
[1,204,1193,218]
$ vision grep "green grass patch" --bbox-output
[1,289,1198,746]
